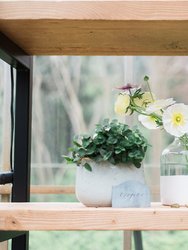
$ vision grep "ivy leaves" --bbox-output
[64,119,148,171]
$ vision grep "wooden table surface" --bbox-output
[1,1,188,55]
[0,202,188,231]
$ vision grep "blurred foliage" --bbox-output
[30,231,123,250]
[31,56,124,167]
[29,230,188,250]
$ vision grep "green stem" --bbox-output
[130,96,163,124]
[145,79,155,102]
[179,134,188,167]
[179,134,188,150]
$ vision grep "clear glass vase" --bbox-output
[160,137,188,205]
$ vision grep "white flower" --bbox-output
[114,94,130,115]
[134,92,155,108]
[162,103,188,137]
[146,98,176,113]
[138,114,159,130]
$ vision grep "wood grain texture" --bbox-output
[0,184,158,196]
[0,241,8,250]
[0,1,188,55]
[0,202,188,231]
[0,185,75,195]
[1,1,188,20]
[123,231,132,250]
[0,185,11,195]
[30,185,75,194]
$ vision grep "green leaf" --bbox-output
[77,148,86,157]
[92,155,103,162]
[68,147,74,152]
[133,161,141,168]
[99,148,106,157]
[73,140,82,147]
[115,147,124,154]
[86,145,96,155]
[82,137,92,148]
[121,152,127,163]
[84,163,92,172]
[94,135,106,144]
[103,151,113,161]
[63,156,74,164]
[109,156,116,165]
[107,137,117,144]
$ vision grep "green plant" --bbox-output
[64,119,148,171]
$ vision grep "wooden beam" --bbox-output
[1,1,188,55]
[30,185,75,194]
[0,242,8,250]
[0,185,11,195]
[123,231,132,250]
[0,184,159,196]
[0,185,75,195]
[0,202,188,231]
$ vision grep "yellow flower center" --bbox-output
[172,113,185,126]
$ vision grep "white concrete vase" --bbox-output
[160,176,188,205]
[76,160,145,207]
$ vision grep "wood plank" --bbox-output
[0,184,158,196]
[0,202,188,231]
[0,185,75,195]
[1,1,188,20]
[123,231,132,250]
[0,1,188,55]
[0,241,8,250]
[0,185,11,195]
[30,185,75,194]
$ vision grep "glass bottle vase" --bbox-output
[160,137,188,206]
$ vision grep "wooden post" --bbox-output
[0,242,8,250]
[123,231,132,250]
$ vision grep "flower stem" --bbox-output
[144,77,155,102]
[179,134,188,167]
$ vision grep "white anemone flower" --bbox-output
[138,114,159,130]
[146,98,176,113]
[162,103,188,137]
[114,94,130,115]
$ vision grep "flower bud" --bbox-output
[114,94,130,115]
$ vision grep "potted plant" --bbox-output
[64,119,148,207]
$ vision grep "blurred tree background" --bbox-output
[1,56,188,249]
[31,56,188,190]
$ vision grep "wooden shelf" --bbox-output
[0,202,188,231]
[1,1,188,55]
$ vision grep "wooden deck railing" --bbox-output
[0,185,75,195]
[0,184,159,196]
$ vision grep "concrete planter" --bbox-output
[76,160,145,207]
